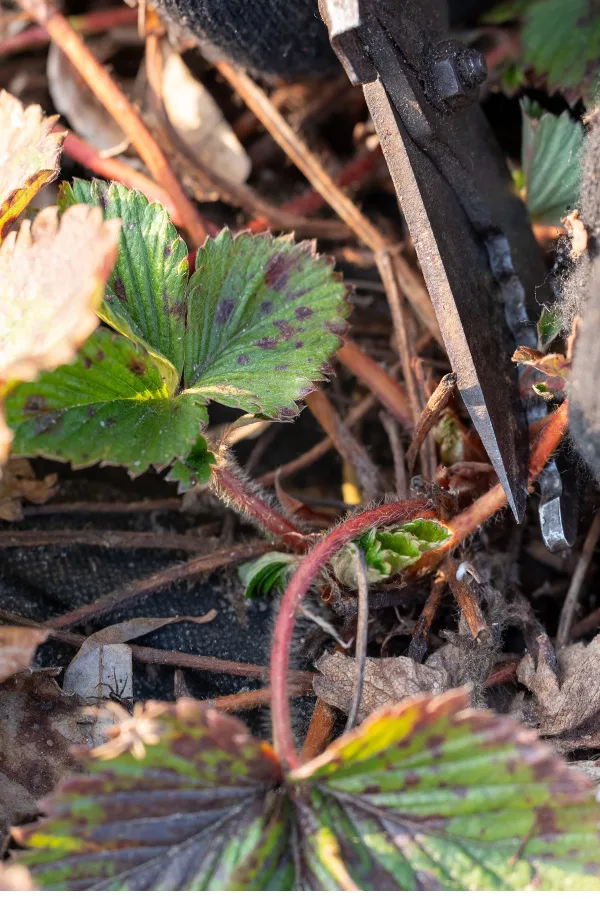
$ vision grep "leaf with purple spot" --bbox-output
[183,230,350,418]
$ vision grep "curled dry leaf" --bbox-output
[0,458,57,521]
[161,41,251,185]
[313,648,452,721]
[563,210,588,259]
[0,626,49,683]
[517,633,600,751]
[0,204,121,462]
[512,346,570,380]
[0,90,64,241]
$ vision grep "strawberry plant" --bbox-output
[4,179,350,513]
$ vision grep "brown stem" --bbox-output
[207,683,313,713]
[300,698,337,762]
[410,401,569,578]
[375,250,421,427]
[305,389,378,502]
[17,0,209,248]
[259,370,400,487]
[379,411,408,497]
[270,498,434,768]
[212,466,311,552]
[408,572,445,662]
[406,372,457,474]
[215,62,439,340]
[23,499,182,516]
[0,530,210,552]
[45,540,273,629]
[0,5,137,56]
[337,339,412,430]
[0,608,313,685]
[443,559,487,639]
[557,509,600,646]
[61,131,183,226]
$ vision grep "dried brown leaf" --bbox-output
[512,346,570,380]
[517,633,600,750]
[0,204,121,462]
[0,458,57,521]
[0,91,64,241]
[0,669,82,842]
[0,626,49,683]
[313,650,452,722]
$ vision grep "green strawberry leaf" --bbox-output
[184,230,350,418]
[537,305,563,350]
[522,0,600,105]
[290,690,600,890]
[59,179,188,390]
[165,436,216,491]
[521,100,584,225]
[18,691,600,890]
[238,551,298,598]
[5,328,208,475]
[333,519,451,587]
[17,700,292,890]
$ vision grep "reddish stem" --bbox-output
[0,5,137,56]
[61,131,183,226]
[212,466,312,553]
[270,499,434,768]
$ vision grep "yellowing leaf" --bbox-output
[0,90,64,241]
[0,205,121,462]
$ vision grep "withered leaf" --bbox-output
[512,346,570,380]
[0,458,57,521]
[0,204,120,462]
[313,649,452,721]
[0,90,64,241]
[517,633,600,751]
[0,669,82,843]
[0,626,49,683]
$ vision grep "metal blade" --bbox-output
[365,79,528,519]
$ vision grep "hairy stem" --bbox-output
[212,466,312,552]
[270,498,434,768]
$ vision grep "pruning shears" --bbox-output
[320,0,576,549]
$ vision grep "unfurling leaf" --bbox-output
[332,518,450,587]
[5,328,208,476]
[165,436,216,490]
[18,691,600,889]
[0,205,120,462]
[512,346,570,379]
[537,305,562,350]
[238,551,298,598]
[0,91,64,241]
[521,100,583,225]
[0,626,49,683]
